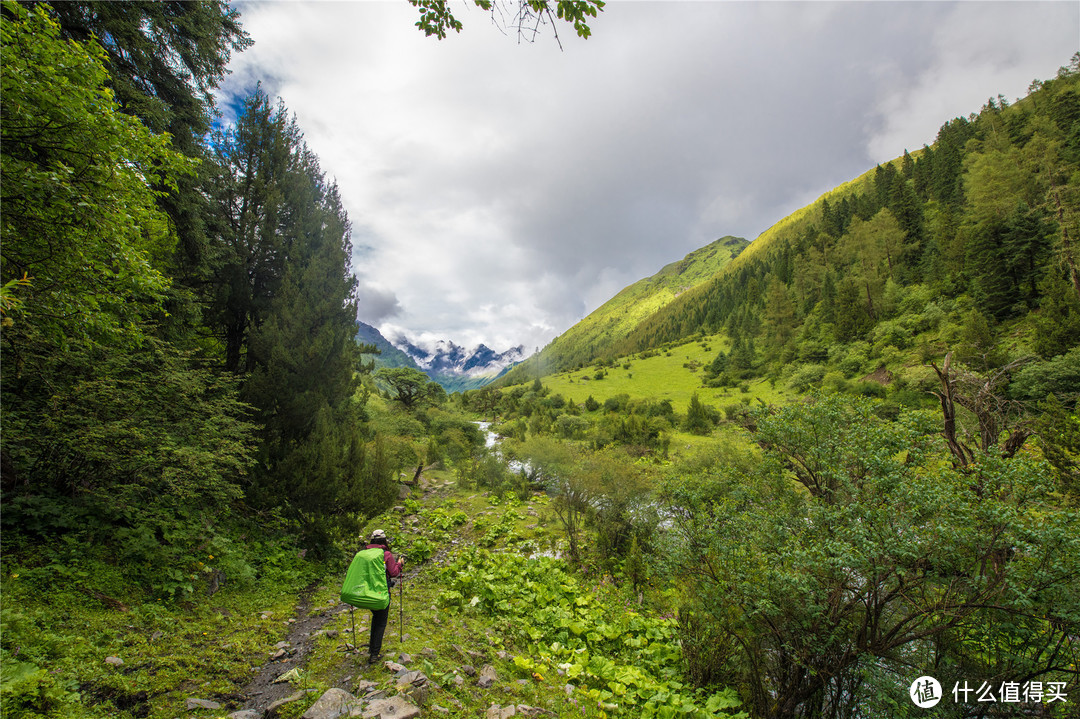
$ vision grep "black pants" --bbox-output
[369,598,391,658]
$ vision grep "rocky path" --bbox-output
[228,481,451,718]
[232,584,353,716]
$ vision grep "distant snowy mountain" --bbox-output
[391,336,526,391]
[356,321,526,392]
[394,338,526,376]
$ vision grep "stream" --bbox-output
[475,421,531,475]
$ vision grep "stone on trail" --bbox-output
[395,670,429,705]
[104,656,124,666]
[356,695,421,719]
[486,705,516,719]
[265,691,307,717]
[302,687,356,719]
[354,679,378,694]
[477,664,498,689]
[396,670,427,687]
[185,697,221,710]
[227,712,260,719]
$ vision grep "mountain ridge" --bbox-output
[497,60,1080,395]
[357,321,525,392]
[499,236,747,385]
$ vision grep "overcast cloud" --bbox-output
[216,1,1079,354]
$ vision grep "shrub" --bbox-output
[787,364,826,393]
[823,371,848,393]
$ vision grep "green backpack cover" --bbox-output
[340,547,389,610]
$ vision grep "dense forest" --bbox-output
[617,63,1080,374]
[1,0,398,556]
[1,2,1078,719]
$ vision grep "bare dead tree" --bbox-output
[929,352,1033,473]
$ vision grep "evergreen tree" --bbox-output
[912,145,933,199]
[968,204,1052,319]
[1032,270,1080,358]
[932,118,972,207]
[209,89,303,372]
[763,275,796,349]
[1,3,253,522]
[205,87,375,544]
[45,0,252,318]
[683,393,712,435]
[835,279,872,341]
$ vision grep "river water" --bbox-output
[476,421,530,474]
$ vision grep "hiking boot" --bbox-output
[367,653,383,666]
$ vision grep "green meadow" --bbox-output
[532,334,790,413]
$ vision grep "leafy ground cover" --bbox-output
[1,538,320,718]
[1,476,747,719]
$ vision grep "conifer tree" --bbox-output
[209,89,302,372]
[45,0,252,310]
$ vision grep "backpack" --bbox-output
[340,547,390,610]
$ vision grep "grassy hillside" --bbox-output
[536,333,787,413]
[499,65,1080,417]
[500,237,747,385]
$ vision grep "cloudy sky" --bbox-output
[216,0,1078,354]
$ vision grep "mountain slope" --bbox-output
[500,236,747,384]
[356,320,421,370]
[501,59,1080,402]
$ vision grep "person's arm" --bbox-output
[385,549,403,578]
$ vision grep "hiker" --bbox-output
[365,529,404,663]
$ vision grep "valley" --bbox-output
[2,4,1078,719]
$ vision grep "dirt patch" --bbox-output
[860,365,893,385]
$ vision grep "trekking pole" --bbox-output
[399,575,404,645]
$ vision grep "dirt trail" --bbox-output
[235,584,353,714]
[235,481,448,715]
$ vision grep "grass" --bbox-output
[284,486,625,718]
[0,559,314,719]
[0,482,582,719]
[525,334,792,413]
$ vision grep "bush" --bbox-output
[822,371,848,393]
[850,381,887,398]
[554,414,590,440]
[787,364,826,393]
[871,319,911,350]
[603,394,629,413]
